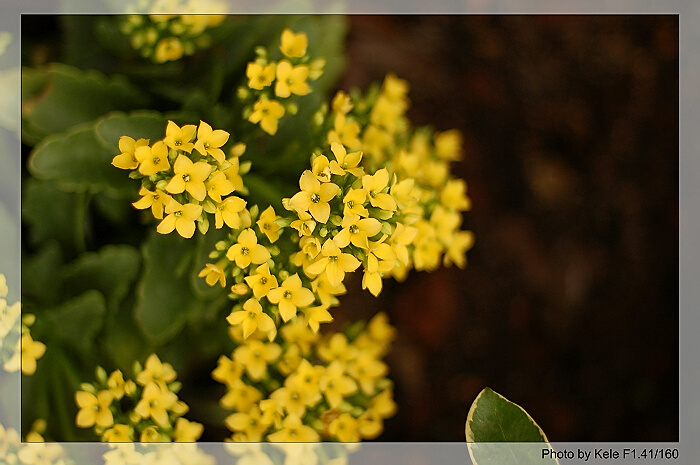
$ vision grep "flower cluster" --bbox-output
[119,11,226,63]
[213,312,397,442]
[0,274,45,375]
[322,75,475,278]
[102,443,215,465]
[0,422,73,465]
[240,29,325,135]
[225,442,355,465]
[75,354,203,442]
[112,120,250,238]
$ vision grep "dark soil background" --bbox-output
[333,15,679,442]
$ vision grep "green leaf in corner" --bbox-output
[466,388,559,465]
[21,63,148,140]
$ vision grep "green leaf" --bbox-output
[21,63,148,140]
[21,241,64,310]
[62,245,140,314]
[94,110,168,151]
[466,388,559,465]
[22,178,84,255]
[36,290,107,355]
[27,123,133,195]
[134,230,199,344]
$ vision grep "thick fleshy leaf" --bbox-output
[36,290,107,355]
[134,230,199,344]
[21,63,147,139]
[62,245,140,313]
[94,111,168,152]
[27,124,133,194]
[466,388,559,465]
[21,178,83,255]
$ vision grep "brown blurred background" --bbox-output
[334,15,679,442]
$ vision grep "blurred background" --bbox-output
[332,15,679,442]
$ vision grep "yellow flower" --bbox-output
[362,168,397,211]
[156,198,203,239]
[346,352,387,395]
[305,238,361,288]
[226,228,271,269]
[267,415,319,442]
[165,154,212,201]
[243,263,278,299]
[440,178,471,211]
[134,381,179,427]
[412,221,442,271]
[435,129,463,161]
[319,361,357,409]
[220,378,262,412]
[275,60,310,98]
[163,120,197,153]
[343,188,369,218]
[362,238,396,297]
[211,354,244,387]
[256,206,281,243]
[139,425,167,442]
[103,424,132,442]
[279,29,308,58]
[318,333,357,365]
[205,171,235,203]
[112,136,148,170]
[334,213,381,250]
[21,333,46,376]
[332,90,353,114]
[136,353,177,386]
[132,187,171,220]
[328,114,362,151]
[75,390,114,428]
[329,412,361,442]
[233,339,282,381]
[302,305,333,333]
[328,142,363,177]
[212,195,247,229]
[389,222,418,266]
[107,370,136,400]
[198,261,227,288]
[225,404,271,442]
[443,230,475,269]
[248,97,285,135]
[266,273,315,322]
[288,170,340,224]
[135,140,170,176]
[247,61,276,90]
[194,121,230,163]
[173,417,204,442]
[310,272,346,309]
[311,154,332,182]
[289,210,316,237]
[227,298,275,340]
[154,37,184,63]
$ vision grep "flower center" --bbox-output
[183,174,190,182]
[310,193,321,203]
[153,157,160,164]
[241,247,250,255]
[175,211,182,218]
[349,225,359,234]
[175,140,182,146]
[283,290,292,299]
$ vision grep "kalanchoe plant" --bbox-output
[21,14,473,443]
